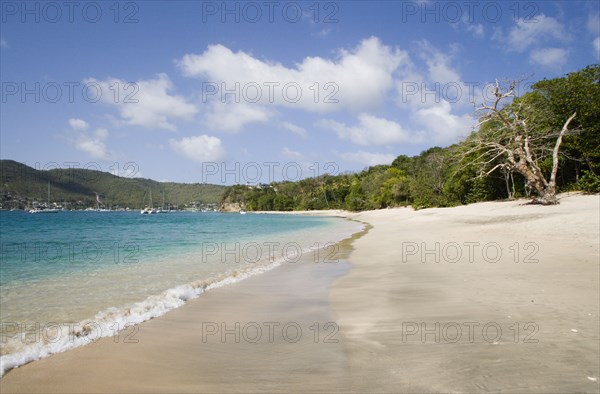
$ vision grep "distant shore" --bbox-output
[252,209,352,217]
[1,193,598,393]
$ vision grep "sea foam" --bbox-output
[0,243,315,377]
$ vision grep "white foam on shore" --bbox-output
[0,223,364,378]
[0,259,286,377]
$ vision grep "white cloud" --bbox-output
[179,37,473,143]
[412,101,474,144]
[67,119,111,160]
[0,38,8,49]
[86,73,197,131]
[593,37,600,58]
[95,128,109,139]
[502,15,569,53]
[315,28,332,37]
[529,47,568,68]
[281,147,303,159]
[340,151,396,167]
[318,113,414,146]
[450,14,484,39]
[203,102,271,132]
[281,121,307,137]
[170,135,225,162]
[395,40,477,111]
[68,118,90,132]
[416,40,461,85]
[466,24,484,39]
[178,37,408,113]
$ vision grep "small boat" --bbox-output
[239,209,247,215]
[140,207,157,214]
[156,191,169,213]
[29,182,59,213]
[29,207,59,214]
[140,189,158,214]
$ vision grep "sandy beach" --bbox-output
[1,193,598,393]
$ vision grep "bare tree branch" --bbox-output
[463,81,577,204]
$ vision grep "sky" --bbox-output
[1,0,599,185]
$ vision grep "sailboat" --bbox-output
[140,189,157,214]
[29,182,59,213]
[156,190,170,213]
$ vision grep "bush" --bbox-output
[577,171,600,193]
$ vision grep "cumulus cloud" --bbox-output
[281,121,307,137]
[466,24,484,39]
[68,118,90,132]
[179,36,472,143]
[85,73,197,131]
[178,37,408,113]
[529,47,568,68]
[321,101,473,147]
[318,113,414,146]
[395,40,477,111]
[281,147,303,159]
[594,37,600,58]
[412,101,474,144]
[203,102,271,132]
[67,118,111,160]
[416,40,461,84]
[340,151,396,167]
[500,15,569,53]
[170,135,225,162]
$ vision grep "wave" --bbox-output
[0,231,362,378]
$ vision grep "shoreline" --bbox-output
[0,229,362,393]
[1,194,598,392]
[252,209,352,217]
[0,215,362,379]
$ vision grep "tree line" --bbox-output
[0,160,226,210]
[221,65,599,211]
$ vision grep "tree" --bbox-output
[531,65,600,179]
[345,177,367,211]
[465,80,577,205]
[410,147,455,208]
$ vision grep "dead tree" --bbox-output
[466,81,576,205]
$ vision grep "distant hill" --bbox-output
[0,160,226,210]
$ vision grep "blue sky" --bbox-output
[1,0,599,184]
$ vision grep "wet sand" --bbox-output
[1,193,599,392]
[0,242,356,393]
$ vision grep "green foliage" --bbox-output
[464,177,495,203]
[208,65,600,212]
[407,147,454,209]
[0,160,226,209]
[221,61,597,212]
[5,66,597,212]
[577,171,600,193]
[530,65,600,179]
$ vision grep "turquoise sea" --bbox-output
[0,210,362,376]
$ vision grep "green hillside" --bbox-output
[0,160,226,210]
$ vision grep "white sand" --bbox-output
[333,193,599,392]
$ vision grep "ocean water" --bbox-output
[0,210,362,376]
